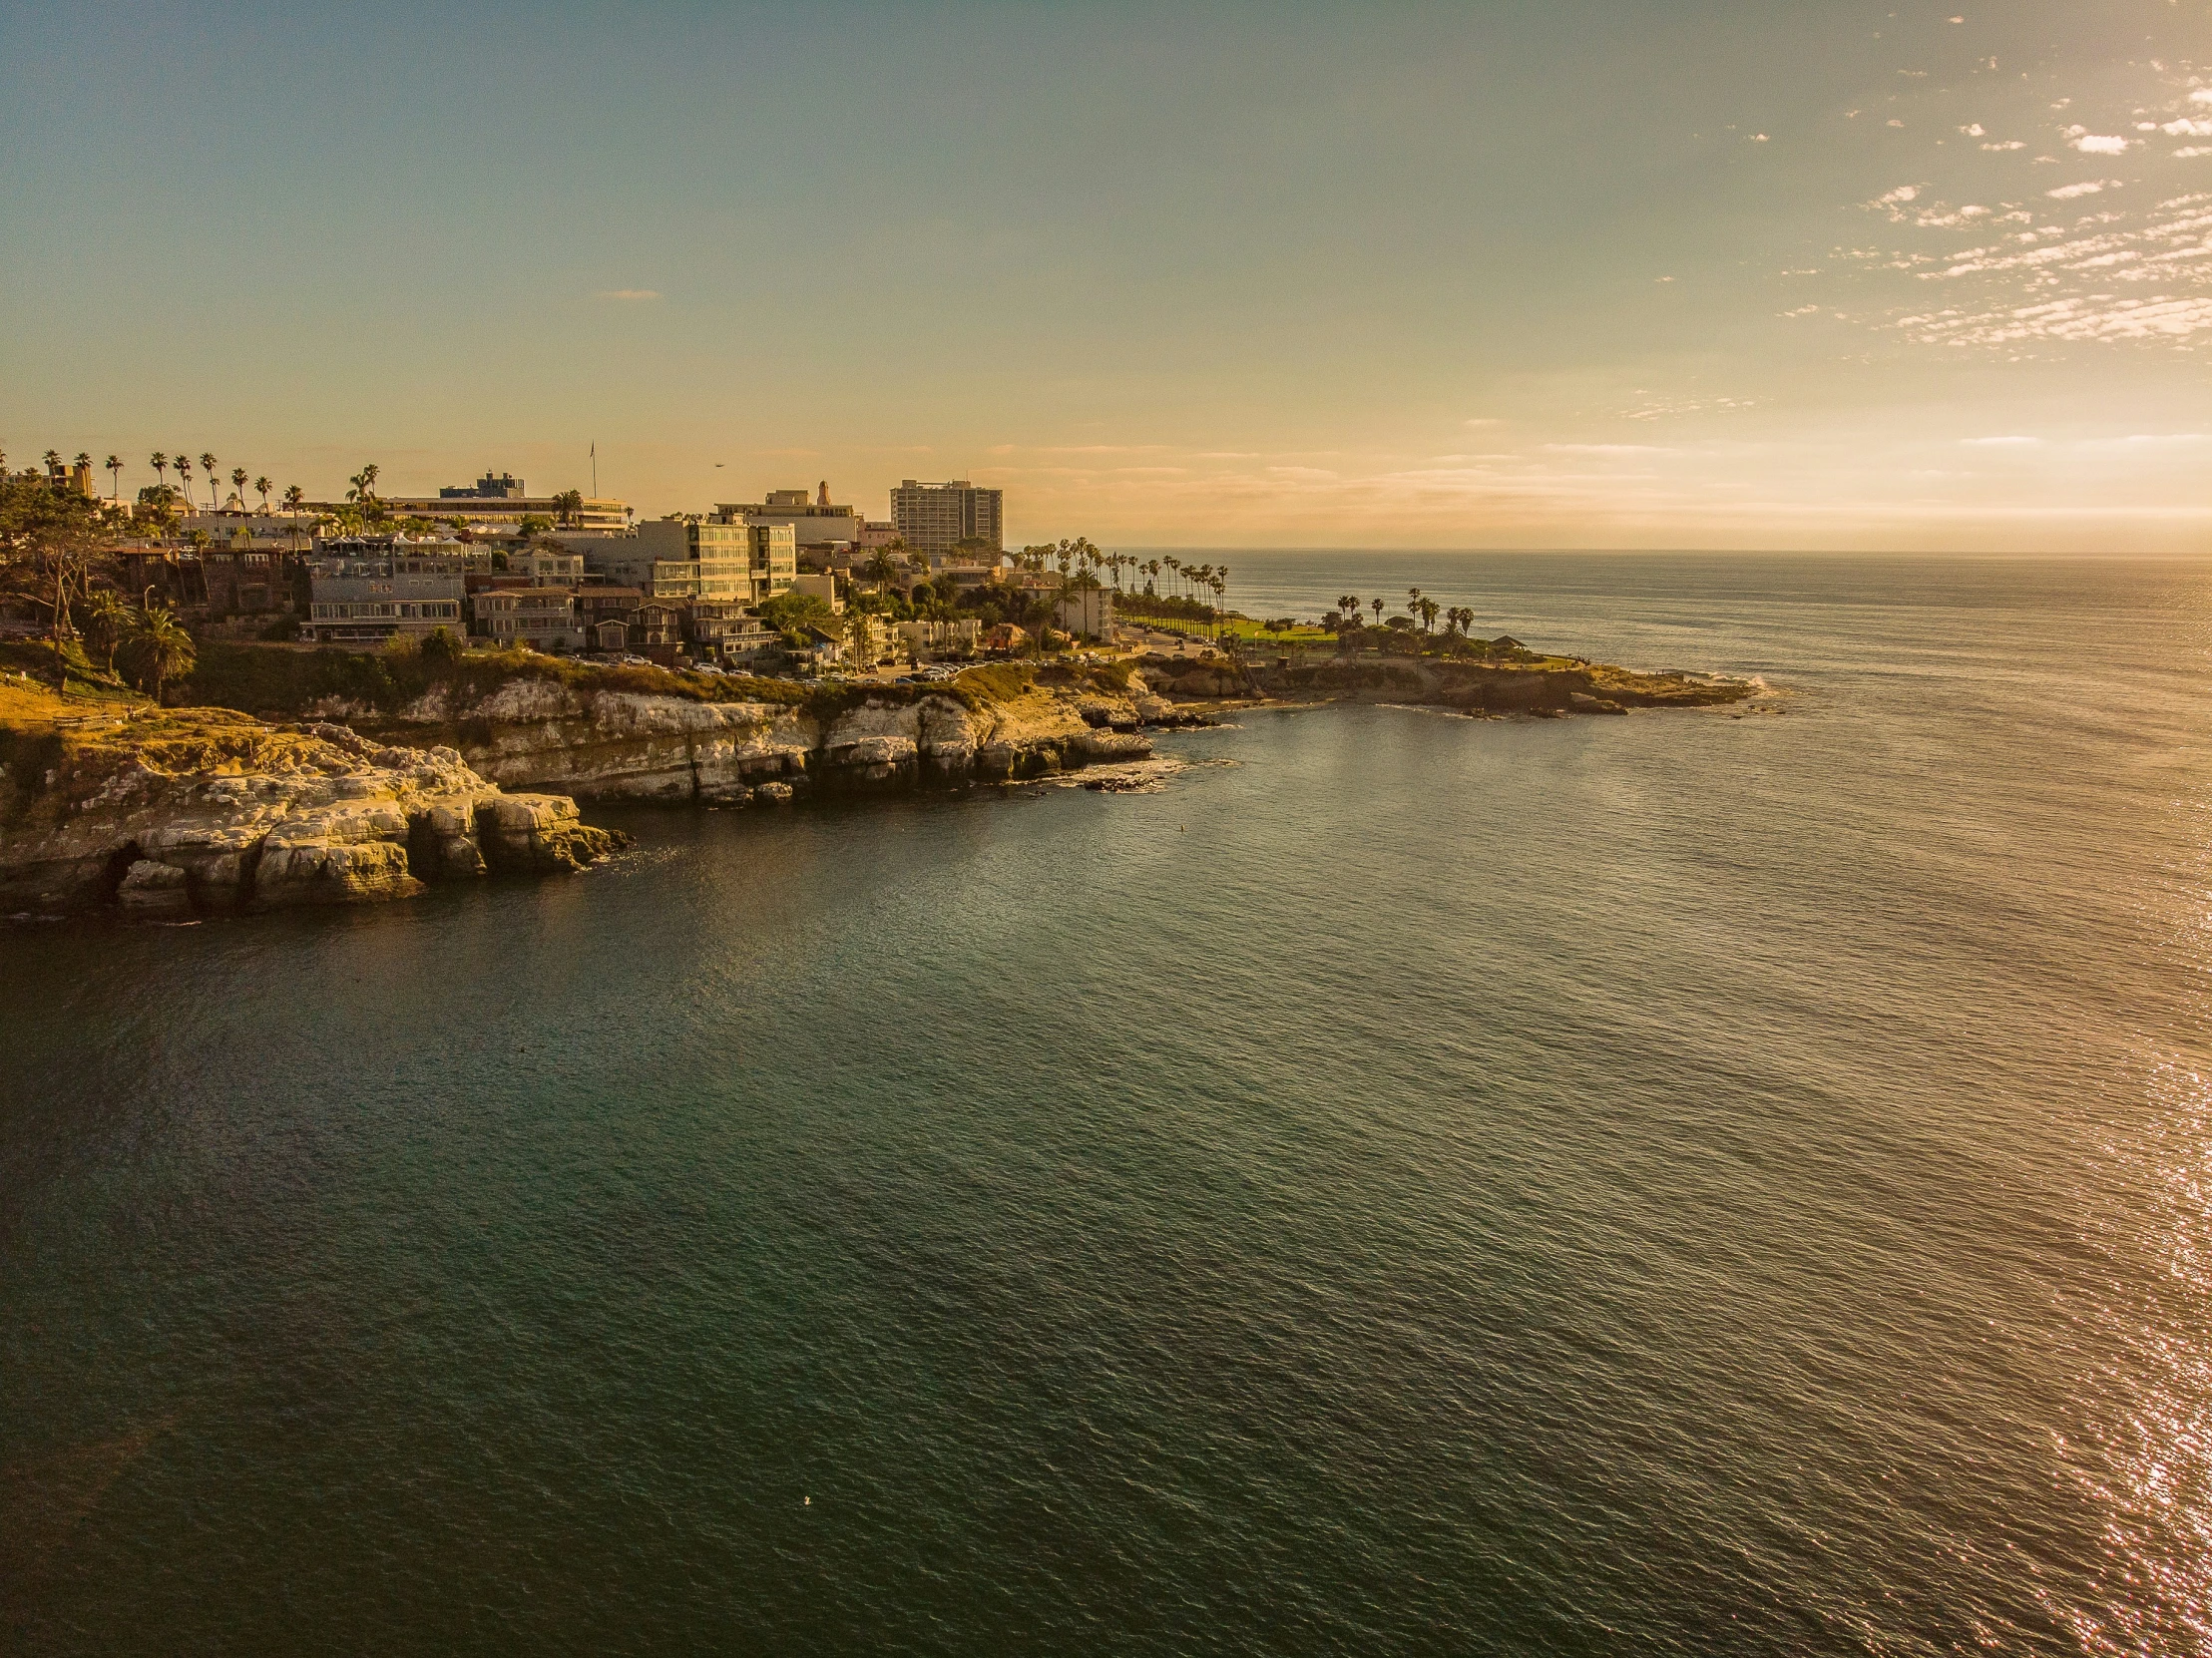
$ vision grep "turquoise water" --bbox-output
[4,554,2209,1653]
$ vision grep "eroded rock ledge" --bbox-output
[0,709,625,916]
[345,673,1160,804]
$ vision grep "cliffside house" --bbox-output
[474,588,583,652]
[689,602,778,665]
[305,544,467,645]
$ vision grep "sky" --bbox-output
[3,0,2210,551]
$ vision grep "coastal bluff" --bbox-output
[0,689,624,917]
[203,655,1166,804]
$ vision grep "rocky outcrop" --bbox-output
[0,709,624,916]
[1138,652,1750,715]
[352,675,1159,804]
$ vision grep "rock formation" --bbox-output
[0,709,624,916]
[337,672,1160,804]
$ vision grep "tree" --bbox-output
[844,606,875,667]
[0,467,107,691]
[118,603,196,702]
[135,484,183,537]
[420,625,464,668]
[346,463,381,514]
[282,484,304,515]
[865,546,901,590]
[757,589,836,638]
[174,454,193,504]
[150,452,169,493]
[199,453,219,509]
[80,588,128,676]
[1418,597,1440,633]
[553,489,584,527]
[515,513,554,539]
[1337,595,1360,628]
[1370,598,1383,625]
[254,476,272,513]
[1408,586,1424,626]
[106,455,123,499]
[230,467,247,509]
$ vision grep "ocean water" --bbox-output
[2,553,2208,1655]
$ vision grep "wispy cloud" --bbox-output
[2046,181,2115,200]
[595,288,662,300]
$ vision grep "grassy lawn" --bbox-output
[0,637,141,708]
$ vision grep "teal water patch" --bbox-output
[2,556,2208,1654]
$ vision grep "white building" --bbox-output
[717,483,867,551]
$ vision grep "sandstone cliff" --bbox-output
[0,699,623,916]
[336,670,1155,803]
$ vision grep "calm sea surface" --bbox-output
[4,553,2210,1654]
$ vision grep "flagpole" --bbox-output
[591,441,598,497]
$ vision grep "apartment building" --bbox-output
[583,518,795,603]
[305,546,467,644]
[890,479,1004,552]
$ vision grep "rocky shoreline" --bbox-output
[0,648,1754,920]
[0,707,625,917]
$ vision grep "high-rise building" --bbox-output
[891,479,1003,552]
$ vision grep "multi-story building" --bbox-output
[582,518,795,603]
[320,471,630,532]
[891,479,1003,552]
[507,548,585,584]
[689,602,778,665]
[1055,587,1115,638]
[717,482,867,551]
[305,542,467,644]
[475,589,583,651]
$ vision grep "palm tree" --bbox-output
[843,605,874,668]
[229,467,247,510]
[174,454,192,504]
[81,589,128,676]
[1445,606,1474,636]
[1418,597,1440,633]
[1370,598,1383,625]
[119,604,196,703]
[106,455,123,498]
[199,453,219,509]
[865,547,900,590]
[150,452,169,493]
[282,484,304,515]
[346,464,381,525]
[42,449,61,476]
[1408,586,1424,621]
[254,476,272,513]
[1337,594,1360,626]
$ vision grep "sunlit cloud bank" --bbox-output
[1842,65,2212,353]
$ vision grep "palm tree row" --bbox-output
[1329,591,1487,643]
[136,451,306,519]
